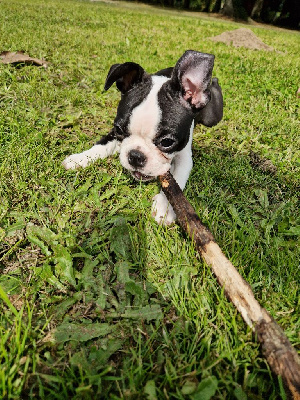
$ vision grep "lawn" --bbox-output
[0,0,299,398]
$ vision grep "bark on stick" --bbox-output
[159,171,300,399]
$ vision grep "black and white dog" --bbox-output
[63,50,223,225]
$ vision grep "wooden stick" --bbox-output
[159,171,300,399]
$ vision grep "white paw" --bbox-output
[62,153,91,170]
[152,193,176,225]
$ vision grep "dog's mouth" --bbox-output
[131,171,155,182]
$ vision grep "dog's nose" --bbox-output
[128,149,147,168]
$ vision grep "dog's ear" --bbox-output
[171,50,215,110]
[104,62,145,93]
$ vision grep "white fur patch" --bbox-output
[152,192,176,225]
[119,76,172,178]
[128,76,167,139]
[119,136,172,177]
[63,140,120,169]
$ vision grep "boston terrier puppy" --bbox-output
[63,50,223,225]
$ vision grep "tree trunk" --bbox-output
[211,0,222,12]
[251,0,264,19]
[220,0,249,19]
[220,0,234,16]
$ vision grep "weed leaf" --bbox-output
[26,232,52,257]
[53,244,76,287]
[110,218,132,260]
[181,379,198,395]
[26,224,57,245]
[55,322,114,343]
[144,380,158,400]
[26,224,76,287]
[115,261,131,283]
[233,385,247,400]
[192,376,218,400]
[123,304,163,322]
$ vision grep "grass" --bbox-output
[0,0,299,398]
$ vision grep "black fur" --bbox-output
[155,80,195,153]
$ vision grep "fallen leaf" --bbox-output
[0,51,48,67]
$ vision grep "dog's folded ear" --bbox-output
[104,62,146,93]
[171,50,215,110]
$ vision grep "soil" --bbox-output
[209,27,274,51]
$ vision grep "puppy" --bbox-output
[63,50,223,224]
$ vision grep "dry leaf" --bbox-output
[0,51,48,67]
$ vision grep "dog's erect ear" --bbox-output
[104,62,145,93]
[171,50,215,110]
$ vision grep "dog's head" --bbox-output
[104,50,215,181]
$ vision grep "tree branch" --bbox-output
[159,171,300,399]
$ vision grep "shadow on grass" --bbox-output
[1,146,298,399]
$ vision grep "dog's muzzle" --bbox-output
[128,149,147,168]
[127,149,155,181]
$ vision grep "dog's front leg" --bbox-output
[152,125,194,225]
[63,130,120,170]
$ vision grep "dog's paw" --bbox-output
[62,153,90,170]
[152,193,176,225]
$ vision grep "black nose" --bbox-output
[128,149,147,168]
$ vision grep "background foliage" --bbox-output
[129,0,300,29]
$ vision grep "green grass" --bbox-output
[0,0,299,398]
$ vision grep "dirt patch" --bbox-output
[209,28,274,51]
[249,151,277,174]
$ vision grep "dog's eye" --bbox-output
[114,125,126,140]
[159,138,176,150]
